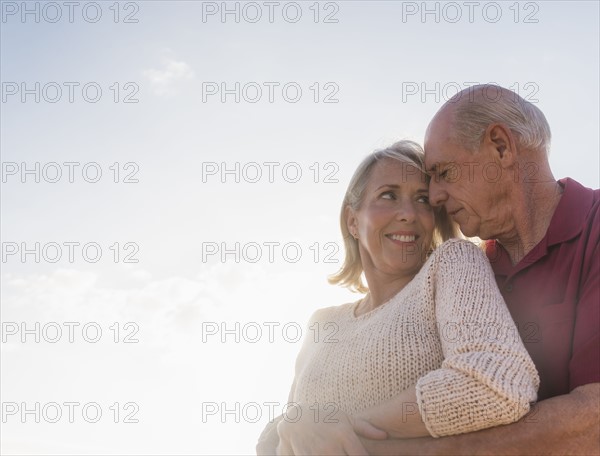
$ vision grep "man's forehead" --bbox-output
[425,141,465,173]
[424,136,450,171]
[428,113,453,138]
[424,110,455,168]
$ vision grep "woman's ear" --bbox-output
[345,206,358,239]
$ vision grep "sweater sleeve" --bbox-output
[415,239,540,437]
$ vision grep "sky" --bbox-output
[1,1,599,454]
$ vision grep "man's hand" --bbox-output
[361,383,600,455]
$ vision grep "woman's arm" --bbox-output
[256,414,283,456]
[276,402,384,456]
[256,380,296,456]
[355,239,539,439]
[415,239,539,437]
[353,385,430,439]
[256,307,361,455]
[260,306,387,455]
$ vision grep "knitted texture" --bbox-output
[292,239,539,437]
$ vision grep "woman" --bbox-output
[257,141,539,455]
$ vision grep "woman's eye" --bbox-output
[417,195,430,204]
[380,191,395,200]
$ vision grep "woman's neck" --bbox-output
[359,271,416,315]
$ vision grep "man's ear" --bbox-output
[484,123,517,169]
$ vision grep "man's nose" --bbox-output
[429,180,449,207]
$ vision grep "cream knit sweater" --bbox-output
[292,239,539,437]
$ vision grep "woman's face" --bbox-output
[348,158,435,281]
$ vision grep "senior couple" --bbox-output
[257,84,599,455]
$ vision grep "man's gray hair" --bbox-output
[451,84,552,155]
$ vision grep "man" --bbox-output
[364,84,599,455]
[258,85,599,455]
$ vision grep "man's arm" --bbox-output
[362,383,600,456]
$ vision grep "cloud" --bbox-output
[0,261,293,347]
[0,263,344,454]
[142,58,195,96]
[1,268,218,348]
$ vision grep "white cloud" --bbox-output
[142,58,195,96]
[0,263,352,454]
[1,268,218,347]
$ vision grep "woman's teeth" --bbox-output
[389,234,416,242]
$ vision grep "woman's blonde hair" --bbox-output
[328,140,459,293]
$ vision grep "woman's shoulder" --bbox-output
[308,301,356,324]
[430,238,487,265]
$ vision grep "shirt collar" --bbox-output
[485,178,594,277]
[545,178,594,246]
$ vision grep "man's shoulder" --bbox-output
[555,177,599,238]
[561,177,600,204]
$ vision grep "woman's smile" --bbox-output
[347,158,435,281]
[385,231,419,244]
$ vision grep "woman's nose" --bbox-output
[395,201,416,222]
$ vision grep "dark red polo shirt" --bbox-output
[485,178,599,400]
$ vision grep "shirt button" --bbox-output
[506,284,514,292]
